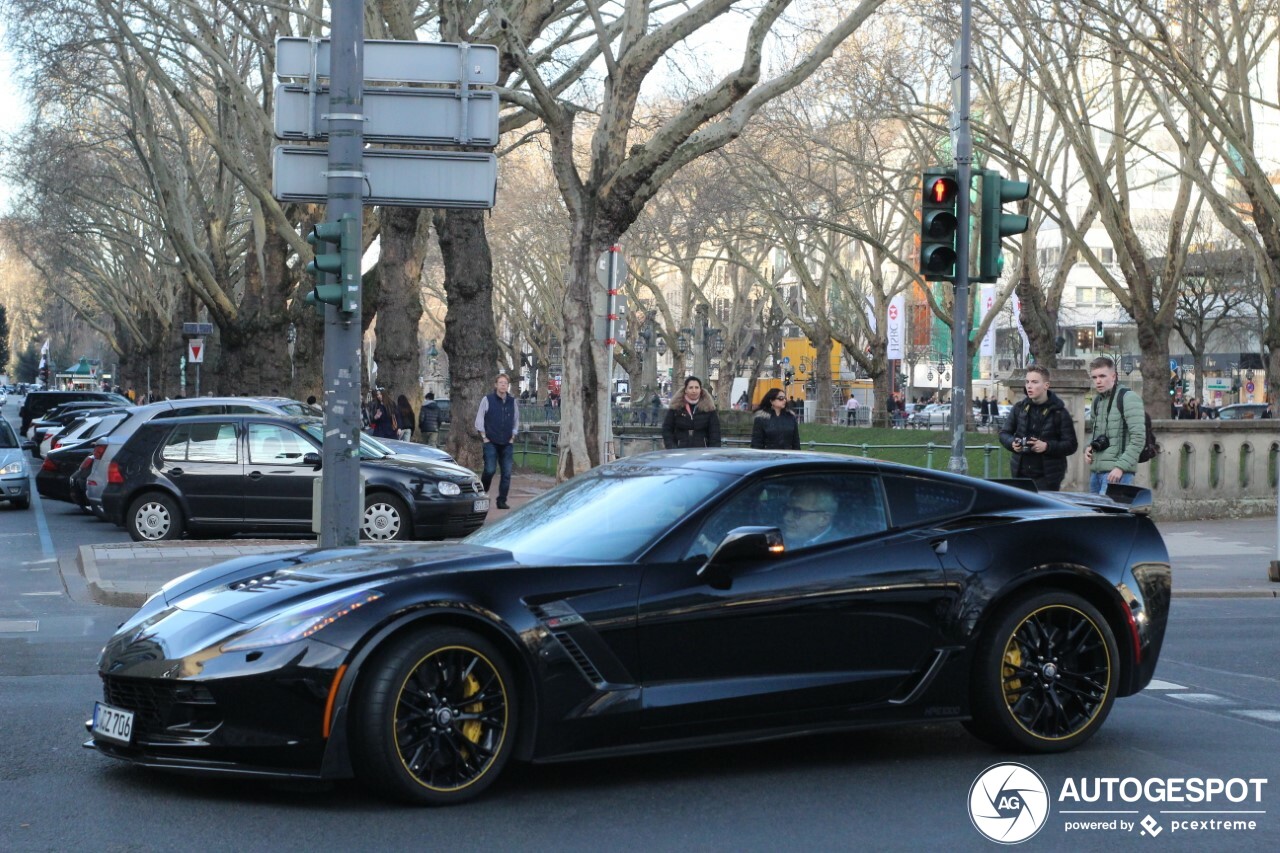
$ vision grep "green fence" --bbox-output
[514,427,1014,479]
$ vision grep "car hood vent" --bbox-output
[227,570,324,593]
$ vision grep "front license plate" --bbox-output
[92,702,134,745]
[474,498,490,512]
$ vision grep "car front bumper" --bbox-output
[1,473,30,502]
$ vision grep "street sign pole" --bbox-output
[320,0,365,547]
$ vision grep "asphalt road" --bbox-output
[2,401,1280,851]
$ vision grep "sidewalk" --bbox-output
[68,474,1280,608]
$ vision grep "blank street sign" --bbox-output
[272,146,497,208]
[276,38,499,85]
[274,85,499,146]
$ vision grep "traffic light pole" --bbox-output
[948,0,974,475]
[319,0,365,547]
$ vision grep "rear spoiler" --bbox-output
[1054,484,1153,515]
[990,479,1152,515]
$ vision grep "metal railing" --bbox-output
[514,427,1013,479]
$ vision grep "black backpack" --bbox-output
[1118,387,1158,463]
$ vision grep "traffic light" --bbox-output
[304,214,361,316]
[976,169,1030,282]
[1095,320,1104,339]
[919,167,960,280]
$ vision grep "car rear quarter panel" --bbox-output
[945,512,1170,697]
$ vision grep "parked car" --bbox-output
[101,414,487,542]
[35,413,131,505]
[1216,403,1271,420]
[908,403,951,428]
[0,420,30,510]
[367,433,454,464]
[39,409,132,458]
[84,397,329,517]
[88,450,1171,804]
[18,390,130,436]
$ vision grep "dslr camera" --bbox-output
[1089,434,1111,453]
[1014,434,1037,450]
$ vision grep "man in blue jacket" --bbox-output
[474,373,520,509]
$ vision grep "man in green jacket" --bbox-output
[1085,356,1146,494]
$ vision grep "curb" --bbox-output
[1174,588,1280,599]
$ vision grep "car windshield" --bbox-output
[0,421,17,448]
[466,467,731,563]
[299,422,388,459]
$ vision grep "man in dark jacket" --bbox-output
[474,374,520,509]
[999,366,1079,491]
[418,391,441,447]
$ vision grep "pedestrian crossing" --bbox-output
[1145,678,1280,727]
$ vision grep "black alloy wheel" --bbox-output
[966,590,1119,752]
[127,491,185,542]
[353,627,516,804]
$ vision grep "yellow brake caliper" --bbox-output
[1003,637,1024,705]
[460,672,483,747]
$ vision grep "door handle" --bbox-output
[247,470,264,480]
[168,468,184,477]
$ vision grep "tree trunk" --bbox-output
[435,208,498,472]
[557,221,605,478]
[373,207,426,410]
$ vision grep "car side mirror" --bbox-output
[21,439,36,453]
[303,452,322,469]
[697,526,785,590]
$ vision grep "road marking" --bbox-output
[20,591,61,596]
[1233,710,1280,723]
[27,476,56,560]
[1166,693,1233,705]
[22,558,57,566]
[1145,679,1187,690]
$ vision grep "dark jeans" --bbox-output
[482,441,514,501]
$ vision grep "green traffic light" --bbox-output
[976,170,1030,282]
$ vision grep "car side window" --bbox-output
[685,472,888,560]
[248,424,313,464]
[882,475,975,527]
[162,422,239,463]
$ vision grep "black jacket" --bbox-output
[662,404,722,449]
[750,411,801,449]
[998,390,1078,483]
[418,401,440,432]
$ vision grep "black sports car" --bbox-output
[87,450,1171,804]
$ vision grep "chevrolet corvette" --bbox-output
[87,450,1171,804]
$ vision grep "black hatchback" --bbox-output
[100,415,488,542]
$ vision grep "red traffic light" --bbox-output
[927,176,959,204]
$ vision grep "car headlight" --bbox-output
[437,481,461,496]
[221,588,384,652]
[0,461,25,476]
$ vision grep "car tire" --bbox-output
[11,497,29,510]
[126,492,184,542]
[966,589,1119,753]
[361,493,411,541]
[352,626,518,805]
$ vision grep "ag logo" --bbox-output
[969,762,1050,844]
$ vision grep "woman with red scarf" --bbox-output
[661,376,722,449]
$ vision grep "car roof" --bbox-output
[138,413,318,428]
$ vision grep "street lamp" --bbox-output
[656,336,667,356]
